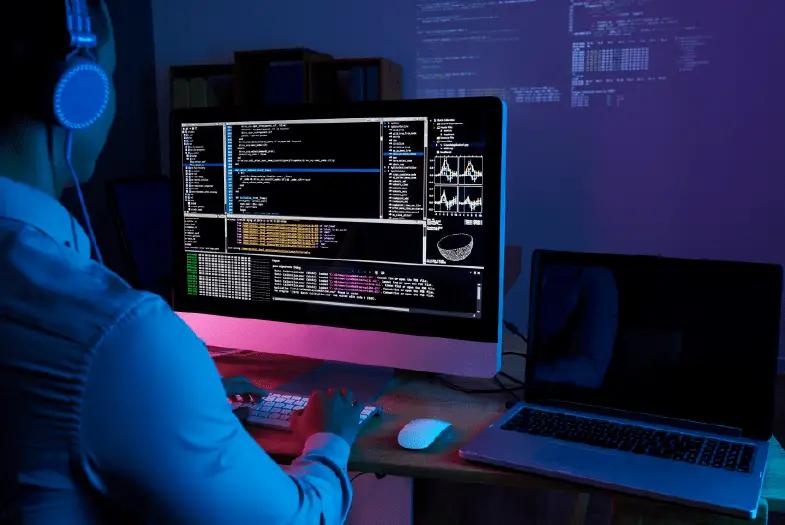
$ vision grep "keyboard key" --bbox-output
[499,407,757,474]
[244,393,381,431]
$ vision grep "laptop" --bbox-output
[460,250,782,518]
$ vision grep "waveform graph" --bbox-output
[459,186,483,214]
[432,155,484,185]
[431,155,484,216]
[433,156,460,183]
[434,186,460,212]
[459,157,483,184]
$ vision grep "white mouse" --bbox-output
[397,419,452,450]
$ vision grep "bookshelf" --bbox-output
[169,50,403,110]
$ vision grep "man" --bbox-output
[0,2,362,523]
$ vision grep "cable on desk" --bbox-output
[433,349,527,394]
[433,375,526,395]
[494,376,521,405]
[351,472,387,483]
[503,319,528,344]
[499,354,527,407]
[434,349,528,407]
[499,371,525,386]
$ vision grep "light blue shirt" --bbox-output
[0,176,352,524]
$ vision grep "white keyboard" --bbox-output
[231,392,382,431]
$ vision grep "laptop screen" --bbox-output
[526,251,782,440]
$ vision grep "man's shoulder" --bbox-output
[0,223,162,350]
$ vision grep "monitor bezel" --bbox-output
[170,97,506,343]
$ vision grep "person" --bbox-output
[0,2,363,523]
[532,264,619,388]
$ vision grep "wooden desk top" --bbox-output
[213,345,785,521]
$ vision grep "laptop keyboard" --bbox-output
[501,407,757,473]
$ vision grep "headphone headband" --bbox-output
[54,0,110,131]
[65,0,97,49]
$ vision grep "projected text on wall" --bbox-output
[415,0,713,109]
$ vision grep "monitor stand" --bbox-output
[274,362,395,404]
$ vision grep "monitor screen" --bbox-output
[171,98,505,342]
[526,251,782,439]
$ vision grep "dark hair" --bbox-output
[0,0,110,127]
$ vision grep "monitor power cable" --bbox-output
[502,318,528,344]
[434,348,528,408]
[434,319,528,406]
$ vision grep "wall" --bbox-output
[62,0,161,278]
[151,0,785,364]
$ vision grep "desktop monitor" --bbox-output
[170,97,507,397]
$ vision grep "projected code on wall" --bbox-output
[415,0,714,110]
[415,0,562,104]
[569,0,713,108]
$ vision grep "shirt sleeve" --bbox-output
[80,295,353,525]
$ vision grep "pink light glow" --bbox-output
[179,312,501,378]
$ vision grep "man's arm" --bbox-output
[81,295,352,524]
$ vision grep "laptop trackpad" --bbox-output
[529,441,620,473]
[510,438,662,486]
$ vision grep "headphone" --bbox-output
[57,0,110,130]
[58,0,111,264]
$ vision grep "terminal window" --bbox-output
[181,115,489,319]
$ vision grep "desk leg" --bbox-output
[570,493,591,525]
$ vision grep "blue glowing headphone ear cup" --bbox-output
[53,57,110,130]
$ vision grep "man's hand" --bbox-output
[291,388,365,447]
[222,376,268,419]
[222,375,269,399]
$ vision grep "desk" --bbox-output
[214,349,785,524]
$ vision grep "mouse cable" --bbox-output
[502,319,528,345]
[351,472,387,482]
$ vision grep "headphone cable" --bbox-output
[65,130,103,264]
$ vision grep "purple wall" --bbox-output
[152,0,785,361]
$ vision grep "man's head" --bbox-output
[0,0,116,196]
